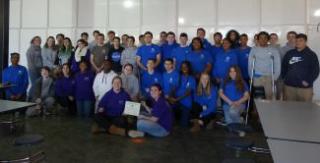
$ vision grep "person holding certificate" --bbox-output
[128,84,173,138]
[91,76,131,136]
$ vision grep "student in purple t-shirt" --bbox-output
[128,84,173,138]
[91,76,132,136]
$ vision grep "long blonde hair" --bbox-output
[197,73,212,96]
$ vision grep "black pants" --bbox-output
[93,114,135,131]
[56,96,76,115]
[190,102,216,126]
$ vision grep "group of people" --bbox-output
[2,27,319,138]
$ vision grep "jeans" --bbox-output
[76,100,93,118]
[137,119,169,137]
[223,104,245,124]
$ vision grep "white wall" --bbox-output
[8,0,320,100]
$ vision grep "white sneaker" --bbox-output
[128,130,145,138]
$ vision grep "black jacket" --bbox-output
[281,47,319,88]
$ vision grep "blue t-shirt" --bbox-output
[186,50,213,74]
[162,70,180,96]
[194,87,218,117]
[136,44,161,67]
[220,80,249,101]
[141,71,163,97]
[213,49,238,79]
[151,97,173,132]
[175,75,196,108]
[2,65,29,98]
[171,46,191,71]
[98,89,130,117]
[236,46,251,80]
[161,42,179,60]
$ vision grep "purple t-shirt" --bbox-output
[98,89,130,117]
[151,97,173,132]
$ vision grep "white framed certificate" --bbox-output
[123,101,141,116]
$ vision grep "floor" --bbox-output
[0,115,273,163]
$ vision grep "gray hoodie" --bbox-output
[280,43,295,60]
[120,73,139,99]
[41,47,57,69]
[248,45,281,79]
[26,45,43,73]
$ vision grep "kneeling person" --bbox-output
[92,76,131,136]
[129,84,173,138]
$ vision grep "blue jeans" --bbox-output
[137,119,169,137]
[223,104,245,124]
[76,100,93,118]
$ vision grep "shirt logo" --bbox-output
[151,48,155,53]
[246,53,249,58]
[18,70,23,75]
[200,54,204,59]
[154,78,158,83]
[84,77,90,81]
[112,52,121,62]
[225,56,231,62]
[289,57,303,64]
[186,82,190,88]
[169,77,173,83]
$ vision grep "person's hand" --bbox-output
[68,96,74,101]
[35,98,42,104]
[302,80,309,87]
[10,95,17,100]
[168,97,177,104]
[234,101,242,107]
[98,107,104,113]
[138,115,146,119]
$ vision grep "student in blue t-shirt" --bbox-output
[190,73,218,132]
[140,59,163,98]
[128,84,173,138]
[162,58,180,99]
[2,53,29,101]
[213,38,238,84]
[172,33,191,71]
[168,61,196,127]
[237,34,251,82]
[210,32,223,57]
[219,66,249,124]
[226,29,240,49]
[136,31,161,72]
[195,28,212,50]
[186,37,213,79]
[160,31,179,71]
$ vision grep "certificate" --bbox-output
[123,101,141,116]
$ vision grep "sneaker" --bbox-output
[206,120,215,130]
[128,130,145,138]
